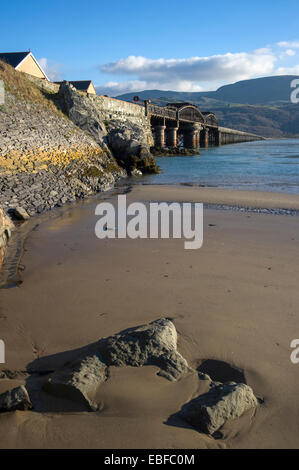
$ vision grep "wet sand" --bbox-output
[130,184,299,210]
[0,185,299,448]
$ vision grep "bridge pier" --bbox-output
[200,128,209,148]
[183,124,201,149]
[166,126,179,148]
[154,125,166,148]
[215,130,221,146]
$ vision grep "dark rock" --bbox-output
[106,120,159,174]
[0,385,32,412]
[151,146,200,157]
[10,206,30,221]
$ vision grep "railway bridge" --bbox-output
[144,101,264,149]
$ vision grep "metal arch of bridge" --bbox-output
[147,102,207,125]
[202,112,219,127]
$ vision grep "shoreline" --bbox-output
[125,184,299,211]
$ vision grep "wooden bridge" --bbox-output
[144,101,264,148]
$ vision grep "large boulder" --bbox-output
[179,382,258,435]
[58,82,108,148]
[0,385,32,412]
[44,355,108,411]
[98,318,190,381]
[58,83,158,175]
[43,318,190,410]
[106,119,159,174]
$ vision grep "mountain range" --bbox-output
[114,76,299,137]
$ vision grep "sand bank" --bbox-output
[128,184,299,211]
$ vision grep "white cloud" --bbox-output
[101,50,276,83]
[285,49,296,56]
[277,41,299,49]
[276,65,299,75]
[96,79,204,95]
[97,80,148,95]
[98,49,276,95]
[96,42,299,95]
[38,58,62,81]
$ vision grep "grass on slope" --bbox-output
[0,60,61,114]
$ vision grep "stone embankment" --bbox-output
[0,86,124,216]
[0,62,158,268]
[58,83,158,174]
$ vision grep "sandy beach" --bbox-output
[0,184,299,448]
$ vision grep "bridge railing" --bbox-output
[178,108,204,123]
[149,104,177,120]
[148,103,206,123]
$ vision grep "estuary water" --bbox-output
[136,139,299,194]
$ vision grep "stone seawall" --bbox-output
[23,75,154,148]
[0,89,125,217]
[24,73,60,94]
[90,95,154,148]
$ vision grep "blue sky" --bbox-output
[1,0,299,94]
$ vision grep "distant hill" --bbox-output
[113,76,299,137]
[207,75,299,105]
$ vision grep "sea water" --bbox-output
[136,139,299,194]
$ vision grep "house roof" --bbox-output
[0,51,30,68]
[0,51,49,80]
[55,80,93,91]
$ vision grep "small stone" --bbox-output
[0,386,32,412]
[131,168,143,176]
[11,206,30,221]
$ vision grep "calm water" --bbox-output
[136,139,299,194]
